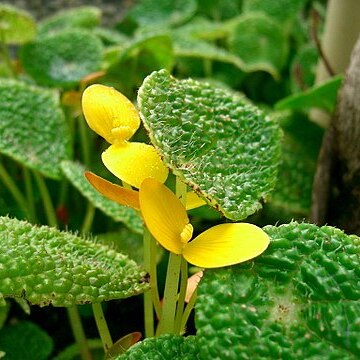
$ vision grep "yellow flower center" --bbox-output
[180,223,193,244]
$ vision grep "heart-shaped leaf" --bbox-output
[138,70,282,220]
[0,216,148,307]
[0,79,71,179]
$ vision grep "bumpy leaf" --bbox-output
[0,4,36,44]
[0,79,71,179]
[117,335,199,359]
[61,161,142,234]
[228,13,288,79]
[243,0,306,24]
[275,75,343,113]
[38,6,101,35]
[0,321,53,360]
[125,0,197,28]
[196,222,360,359]
[21,29,103,88]
[0,216,148,307]
[138,70,281,220]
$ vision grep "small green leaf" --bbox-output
[117,335,199,359]
[0,216,148,307]
[0,79,71,179]
[196,222,360,359]
[0,321,53,360]
[61,161,142,234]
[275,75,343,113]
[228,13,288,79]
[21,29,103,88]
[38,6,101,35]
[125,0,197,28]
[243,0,306,24]
[138,70,282,220]
[0,4,36,44]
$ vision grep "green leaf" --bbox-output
[0,321,53,360]
[196,222,360,359]
[0,216,148,307]
[243,0,306,25]
[0,302,9,330]
[0,79,71,179]
[61,161,143,234]
[275,75,343,113]
[125,0,197,28]
[117,335,199,359]
[138,70,282,220]
[0,4,36,44]
[20,29,103,88]
[38,6,101,35]
[228,13,288,79]
[53,339,103,360]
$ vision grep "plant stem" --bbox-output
[78,115,91,167]
[180,289,197,333]
[174,258,188,334]
[33,171,57,227]
[0,32,16,76]
[67,307,93,360]
[81,202,95,235]
[0,161,29,216]
[156,253,182,335]
[149,232,161,319]
[92,303,113,352]
[23,168,37,223]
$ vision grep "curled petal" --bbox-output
[82,84,140,144]
[85,171,140,210]
[140,178,189,254]
[102,142,168,189]
[185,271,203,303]
[183,223,270,268]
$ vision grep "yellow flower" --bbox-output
[140,178,269,268]
[82,84,168,188]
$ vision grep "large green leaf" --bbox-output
[0,216,148,307]
[196,222,360,359]
[0,79,71,179]
[21,29,103,88]
[61,161,142,234]
[275,75,343,113]
[138,70,282,220]
[228,13,288,79]
[0,4,36,44]
[125,0,197,28]
[38,6,101,35]
[117,335,199,359]
[0,321,53,360]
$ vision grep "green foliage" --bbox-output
[195,222,360,359]
[0,216,148,306]
[0,4,36,44]
[0,79,71,179]
[138,69,282,220]
[61,161,142,234]
[21,29,103,87]
[0,321,53,360]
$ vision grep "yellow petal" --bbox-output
[82,84,140,144]
[183,223,269,268]
[139,178,190,254]
[85,171,140,210]
[186,191,207,210]
[102,142,168,188]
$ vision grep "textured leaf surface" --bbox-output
[61,161,142,234]
[0,321,53,360]
[21,29,103,87]
[38,6,101,35]
[0,4,36,44]
[138,70,281,220]
[0,216,148,307]
[0,79,71,179]
[126,0,197,27]
[275,75,343,113]
[196,222,360,359]
[117,335,199,360]
[228,14,288,79]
